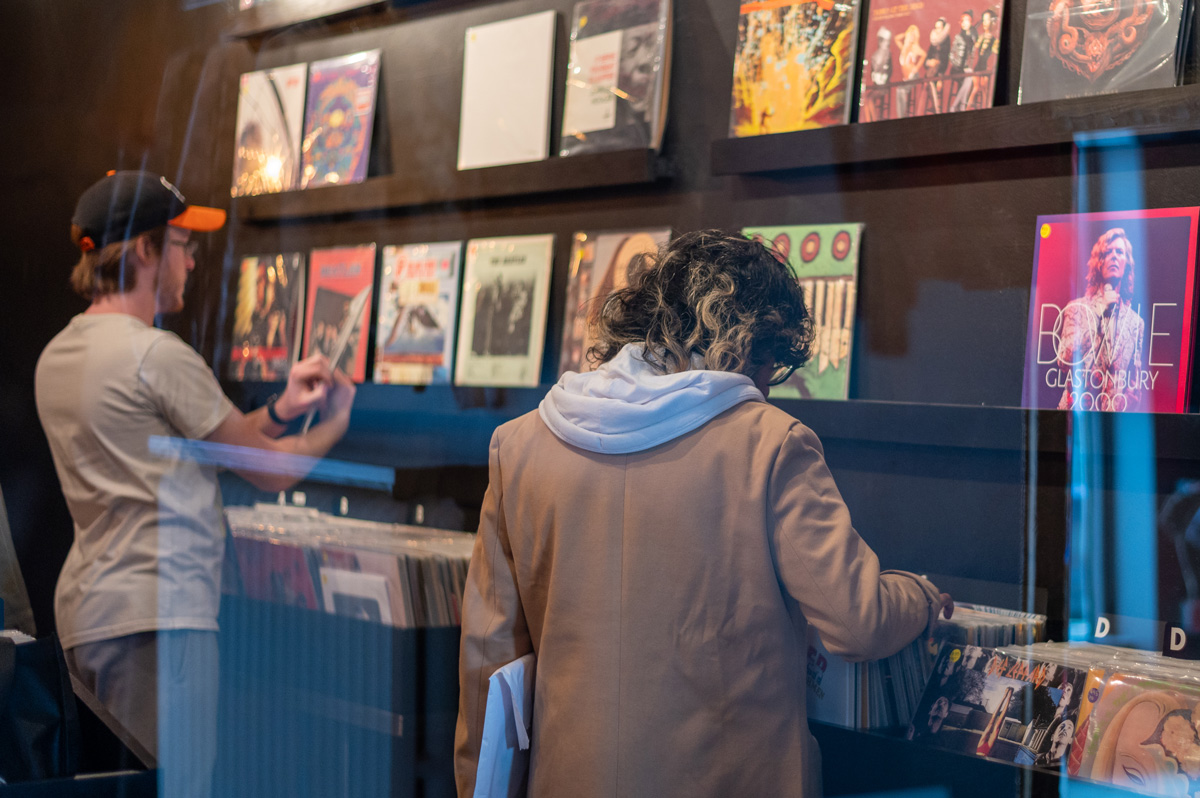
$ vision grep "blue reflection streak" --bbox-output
[1067,138,1158,646]
[148,435,394,492]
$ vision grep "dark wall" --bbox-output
[0,0,230,634]
[2,0,1189,635]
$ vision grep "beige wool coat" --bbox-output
[455,400,940,798]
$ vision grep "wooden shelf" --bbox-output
[784,399,1200,460]
[711,84,1200,174]
[234,149,669,222]
[227,379,1200,465]
[228,0,384,38]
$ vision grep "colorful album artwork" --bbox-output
[1073,672,1200,795]
[1017,0,1190,103]
[374,241,463,386]
[231,63,307,197]
[729,0,863,137]
[858,0,1002,121]
[303,245,376,383]
[455,235,555,387]
[908,644,1090,772]
[300,50,381,188]
[1022,209,1198,413]
[228,253,305,382]
[743,224,864,400]
[559,228,670,375]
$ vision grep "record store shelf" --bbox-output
[711,84,1200,174]
[229,0,384,38]
[234,149,668,223]
[788,399,1200,461]
[227,379,1200,466]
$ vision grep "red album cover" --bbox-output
[302,244,376,383]
[1023,209,1199,413]
[232,535,320,610]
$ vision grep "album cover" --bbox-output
[374,242,463,386]
[303,245,376,383]
[458,11,556,170]
[1073,671,1200,794]
[858,0,1002,121]
[232,535,321,611]
[743,224,864,400]
[319,544,414,627]
[908,644,1090,772]
[231,63,307,197]
[455,235,555,387]
[228,253,305,382]
[1017,0,1191,103]
[1022,209,1198,413]
[807,626,860,726]
[318,567,392,625]
[559,228,670,375]
[729,0,862,137]
[300,49,381,188]
[560,0,673,155]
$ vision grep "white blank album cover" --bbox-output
[458,10,557,170]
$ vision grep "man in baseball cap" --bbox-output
[35,171,356,795]
[71,169,227,251]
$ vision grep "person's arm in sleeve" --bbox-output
[769,423,946,662]
[455,430,533,797]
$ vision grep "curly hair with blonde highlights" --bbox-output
[587,229,814,377]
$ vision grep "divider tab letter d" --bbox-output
[1095,617,1110,638]
[1172,627,1187,652]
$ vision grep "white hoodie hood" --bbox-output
[538,344,764,454]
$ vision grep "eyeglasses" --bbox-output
[768,364,798,386]
[169,240,199,258]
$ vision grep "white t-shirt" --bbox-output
[35,314,234,649]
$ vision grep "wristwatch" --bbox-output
[265,393,290,425]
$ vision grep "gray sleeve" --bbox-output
[139,334,235,440]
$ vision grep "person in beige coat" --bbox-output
[456,230,952,797]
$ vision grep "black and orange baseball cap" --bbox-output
[72,170,226,252]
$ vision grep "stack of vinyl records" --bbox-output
[807,603,1047,730]
[225,503,474,628]
[906,639,1200,793]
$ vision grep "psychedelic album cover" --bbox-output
[560,0,673,155]
[228,253,305,382]
[1017,0,1191,103]
[374,241,463,386]
[231,63,307,197]
[908,643,1089,772]
[729,0,862,137]
[455,235,555,387]
[300,49,381,188]
[743,224,863,399]
[303,245,376,383]
[1022,209,1198,413]
[559,228,670,375]
[858,0,1002,121]
[1072,672,1200,795]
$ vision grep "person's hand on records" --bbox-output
[936,593,954,620]
[276,354,333,422]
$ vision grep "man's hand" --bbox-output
[1102,283,1120,309]
[274,355,332,422]
[323,369,357,425]
[936,593,955,620]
